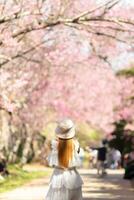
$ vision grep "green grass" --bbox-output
[117,67,134,76]
[0,165,50,193]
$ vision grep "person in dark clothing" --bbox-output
[97,147,107,161]
[0,157,9,177]
[97,140,107,176]
[124,151,134,187]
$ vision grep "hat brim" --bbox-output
[55,127,75,139]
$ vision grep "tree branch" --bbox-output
[12,20,61,38]
[65,21,132,45]
[72,0,121,22]
[0,0,133,67]
[81,17,134,27]
[0,42,44,67]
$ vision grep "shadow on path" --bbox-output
[81,169,134,200]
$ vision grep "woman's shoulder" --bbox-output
[51,139,58,145]
[73,138,79,146]
[73,138,80,152]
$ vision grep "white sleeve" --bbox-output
[74,139,80,153]
[51,139,58,151]
[47,140,58,167]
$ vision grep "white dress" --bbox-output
[45,139,83,200]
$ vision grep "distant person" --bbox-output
[89,149,98,168]
[107,147,113,168]
[97,139,107,176]
[45,119,83,200]
[111,148,121,169]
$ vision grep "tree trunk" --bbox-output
[0,110,12,157]
[20,124,33,165]
[8,139,21,163]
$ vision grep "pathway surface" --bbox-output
[0,169,133,200]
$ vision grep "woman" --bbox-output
[45,119,83,200]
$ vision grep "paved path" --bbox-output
[0,169,133,200]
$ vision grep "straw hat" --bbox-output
[55,119,75,139]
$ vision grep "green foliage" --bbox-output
[117,67,134,76]
[0,165,49,193]
[76,122,102,147]
[109,120,126,153]
[109,120,134,154]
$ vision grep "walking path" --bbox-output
[0,169,133,200]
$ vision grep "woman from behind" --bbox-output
[45,119,83,200]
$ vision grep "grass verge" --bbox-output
[0,165,50,193]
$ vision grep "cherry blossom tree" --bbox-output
[108,67,134,155]
[0,0,134,162]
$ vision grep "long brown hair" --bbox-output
[58,138,74,168]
